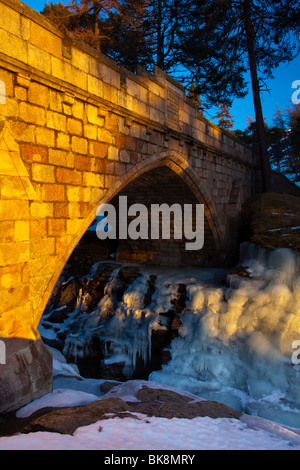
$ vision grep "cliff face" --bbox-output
[241,192,300,251]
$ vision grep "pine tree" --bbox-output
[178,0,300,192]
[42,0,122,53]
[41,2,75,30]
[268,109,290,174]
[102,0,153,71]
[213,103,234,130]
[187,82,205,117]
[286,104,300,181]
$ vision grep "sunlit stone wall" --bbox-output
[0,0,257,412]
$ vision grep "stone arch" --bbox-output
[37,153,223,330]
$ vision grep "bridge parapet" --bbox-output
[0,0,253,167]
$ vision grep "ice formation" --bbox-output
[40,242,300,427]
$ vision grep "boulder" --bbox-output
[11,385,242,437]
[0,338,52,415]
[22,397,129,435]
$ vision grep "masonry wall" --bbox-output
[0,0,257,340]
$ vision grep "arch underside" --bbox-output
[111,166,218,266]
[38,157,224,328]
[76,165,221,268]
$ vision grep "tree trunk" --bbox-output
[93,2,101,52]
[243,0,272,192]
[156,0,164,69]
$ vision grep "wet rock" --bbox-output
[46,278,79,318]
[100,361,127,381]
[171,283,187,312]
[131,399,242,420]
[230,266,252,277]
[22,397,129,435]
[143,274,157,307]
[100,381,121,393]
[19,385,242,436]
[136,386,193,403]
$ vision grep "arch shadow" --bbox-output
[36,153,224,328]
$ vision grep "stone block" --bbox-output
[0,174,28,200]
[42,183,65,201]
[87,74,102,97]
[56,167,82,185]
[28,82,49,108]
[116,134,125,148]
[0,241,30,266]
[14,86,27,101]
[51,56,86,90]
[0,221,15,244]
[54,202,69,218]
[75,155,92,171]
[89,141,107,158]
[21,144,47,163]
[30,21,62,58]
[0,28,28,64]
[46,110,66,131]
[0,338,53,414]
[98,129,113,144]
[71,136,88,155]
[15,220,29,241]
[67,118,83,136]
[10,121,35,143]
[83,124,97,140]
[105,113,118,132]
[3,97,18,118]
[90,187,106,204]
[82,171,104,188]
[102,83,117,103]
[19,102,46,126]
[120,149,130,163]
[71,47,90,73]
[86,104,103,126]
[30,201,54,219]
[49,89,62,112]
[0,263,24,289]
[56,132,70,150]
[48,218,66,236]
[29,219,47,238]
[35,127,55,147]
[30,237,55,257]
[73,101,85,120]
[28,44,51,74]
[66,217,83,235]
[0,200,29,220]
[0,3,21,37]
[48,149,74,168]
[55,234,73,255]
[108,146,119,161]
[32,163,55,183]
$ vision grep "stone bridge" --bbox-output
[0,0,258,413]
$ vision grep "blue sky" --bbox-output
[23,0,300,130]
